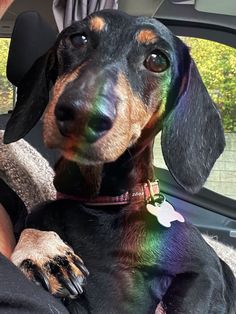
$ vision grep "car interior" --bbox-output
[0,0,235,258]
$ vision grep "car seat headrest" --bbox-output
[7,11,57,87]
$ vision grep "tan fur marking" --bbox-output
[43,68,81,148]
[47,276,62,295]
[89,16,106,32]
[115,73,152,144]
[136,29,158,45]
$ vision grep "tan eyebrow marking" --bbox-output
[89,16,106,32]
[136,29,158,44]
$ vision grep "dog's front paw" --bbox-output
[11,229,89,299]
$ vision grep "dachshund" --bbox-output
[4,9,236,314]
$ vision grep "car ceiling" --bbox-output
[119,0,236,29]
[0,0,236,37]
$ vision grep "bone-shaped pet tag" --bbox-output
[146,200,185,228]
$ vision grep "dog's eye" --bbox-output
[144,50,169,73]
[70,33,88,48]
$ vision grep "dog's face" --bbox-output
[4,10,225,193]
[43,11,176,164]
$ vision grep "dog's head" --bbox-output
[4,10,225,193]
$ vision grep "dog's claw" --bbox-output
[11,229,89,299]
[69,273,84,294]
[60,277,80,296]
[73,256,90,276]
[36,254,87,298]
[33,265,51,291]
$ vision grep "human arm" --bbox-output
[0,203,15,258]
[0,178,27,258]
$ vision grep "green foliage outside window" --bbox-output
[0,38,13,114]
[181,37,236,132]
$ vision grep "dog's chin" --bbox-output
[60,145,125,166]
[60,135,137,165]
[62,150,104,166]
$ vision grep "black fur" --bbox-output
[4,50,57,143]
[162,57,225,193]
[4,10,235,314]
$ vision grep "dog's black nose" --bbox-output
[55,103,77,137]
[55,102,115,142]
[86,114,113,142]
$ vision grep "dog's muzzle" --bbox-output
[54,68,119,143]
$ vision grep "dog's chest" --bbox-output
[62,206,173,313]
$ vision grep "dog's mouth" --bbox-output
[61,140,127,165]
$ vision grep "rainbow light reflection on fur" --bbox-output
[114,70,183,310]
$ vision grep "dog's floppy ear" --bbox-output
[4,49,57,144]
[161,58,225,194]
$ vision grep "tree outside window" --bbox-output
[182,37,236,132]
[0,38,13,114]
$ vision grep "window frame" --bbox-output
[158,19,236,49]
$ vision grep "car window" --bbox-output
[0,38,14,114]
[153,37,236,200]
